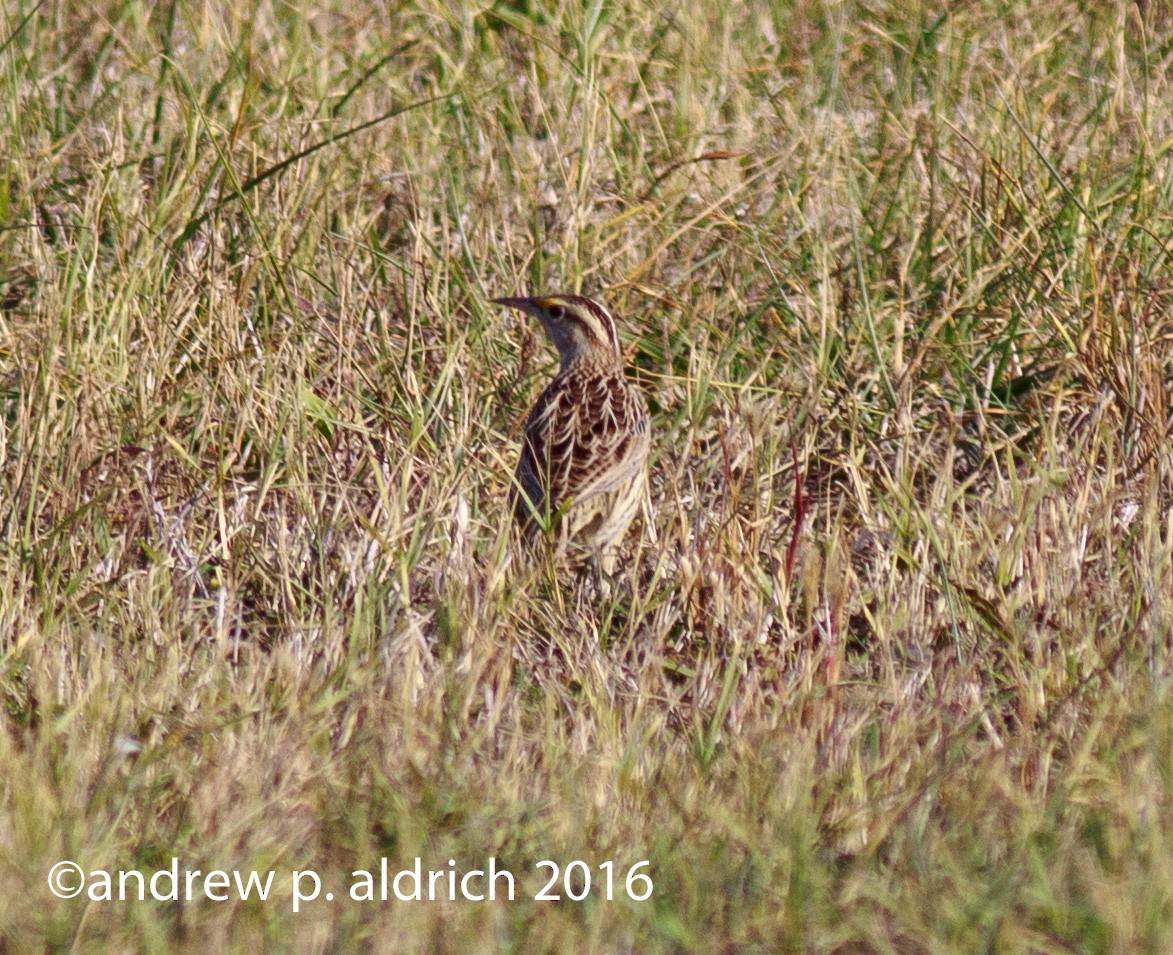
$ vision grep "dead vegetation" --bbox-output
[0,0,1171,950]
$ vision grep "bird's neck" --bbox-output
[559,347,620,375]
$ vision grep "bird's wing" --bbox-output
[516,368,648,525]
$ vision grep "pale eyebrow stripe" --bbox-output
[579,298,620,355]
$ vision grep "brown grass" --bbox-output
[1,0,1171,950]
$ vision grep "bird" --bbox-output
[492,294,650,576]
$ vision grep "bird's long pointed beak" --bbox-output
[491,296,544,318]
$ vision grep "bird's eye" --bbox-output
[547,304,564,320]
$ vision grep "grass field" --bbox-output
[2,0,1172,950]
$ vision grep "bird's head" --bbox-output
[492,294,622,370]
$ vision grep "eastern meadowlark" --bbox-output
[492,294,650,575]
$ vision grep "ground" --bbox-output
[1,0,1171,951]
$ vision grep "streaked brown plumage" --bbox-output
[492,294,650,574]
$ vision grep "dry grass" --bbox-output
[1,0,1172,950]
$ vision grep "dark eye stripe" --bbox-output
[573,297,621,356]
